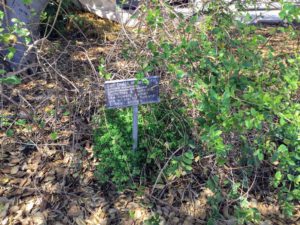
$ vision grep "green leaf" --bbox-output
[129,210,135,219]
[184,150,194,160]
[142,78,150,85]
[188,142,195,149]
[258,152,264,161]
[63,111,70,116]
[283,202,294,217]
[50,132,58,140]
[0,75,21,85]
[16,119,27,126]
[278,145,288,153]
[6,47,16,60]
[279,117,286,126]
[254,149,264,161]
[0,10,4,20]
[245,119,252,129]
[11,18,19,23]
[182,164,193,171]
[215,130,222,136]
[275,171,282,181]
[25,36,31,45]
[6,129,14,137]
[15,28,30,37]
[294,176,300,185]
[240,196,249,208]
[181,156,193,165]
[2,33,13,44]
[0,69,6,75]
[271,152,279,163]
[287,174,294,182]
[22,0,32,5]
[176,69,185,79]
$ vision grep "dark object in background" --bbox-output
[21,143,37,156]
[117,0,191,10]
[168,0,190,6]
[117,0,139,10]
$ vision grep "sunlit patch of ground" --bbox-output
[67,12,121,41]
[257,26,300,56]
[71,46,107,61]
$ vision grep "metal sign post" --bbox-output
[132,105,138,151]
[104,76,160,151]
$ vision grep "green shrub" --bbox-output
[94,0,300,220]
[93,100,191,189]
[141,0,299,218]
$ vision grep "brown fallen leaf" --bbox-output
[14,171,27,178]
[9,178,22,185]
[0,189,5,196]
[55,167,66,176]
[21,163,28,171]
[1,217,8,225]
[9,205,19,214]
[1,167,11,174]
[10,166,19,175]
[43,175,55,183]
[52,222,64,225]
[31,212,46,225]
[9,151,19,156]
[0,202,10,218]
[24,199,35,214]
[260,220,273,225]
[68,203,81,217]
[19,178,30,187]
[10,157,21,164]
[21,190,35,198]
[14,208,23,221]
[75,217,86,225]
[0,176,10,185]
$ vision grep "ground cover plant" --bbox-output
[94,99,192,189]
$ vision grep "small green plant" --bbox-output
[0,75,21,85]
[165,150,194,180]
[234,197,261,224]
[5,129,14,137]
[205,176,223,224]
[98,58,112,79]
[144,214,160,225]
[50,131,59,140]
[93,100,191,189]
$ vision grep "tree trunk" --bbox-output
[1,0,49,70]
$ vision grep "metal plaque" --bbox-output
[104,76,160,109]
